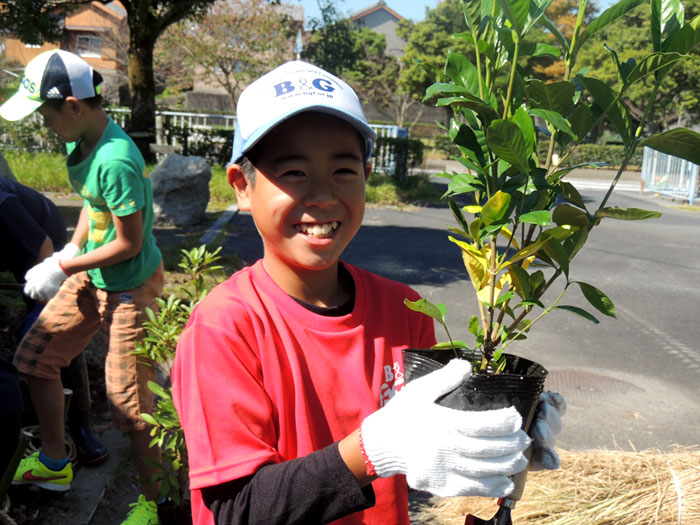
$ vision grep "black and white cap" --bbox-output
[0,49,103,121]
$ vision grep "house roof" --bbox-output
[350,1,403,22]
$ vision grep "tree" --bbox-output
[301,0,358,76]
[157,0,294,108]
[1,0,218,157]
[346,28,424,129]
[574,0,700,131]
[397,0,474,107]
[527,0,598,81]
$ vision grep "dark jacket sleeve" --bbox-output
[200,442,375,525]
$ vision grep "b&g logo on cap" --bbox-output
[273,76,336,97]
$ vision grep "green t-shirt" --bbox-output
[66,117,161,291]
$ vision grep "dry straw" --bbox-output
[414,447,700,525]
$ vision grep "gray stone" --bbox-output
[0,151,18,181]
[150,154,211,226]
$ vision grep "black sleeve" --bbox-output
[200,442,375,525]
[0,194,49,277]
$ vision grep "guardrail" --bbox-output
[641,147,699,205]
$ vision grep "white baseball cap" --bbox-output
[0,49,102,121]
[230,60,376,164]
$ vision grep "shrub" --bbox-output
[162,124,233,167]
[133,245,224,507]
[560,144,644,169]
[372,136,425,179]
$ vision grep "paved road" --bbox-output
[221,183,700,452]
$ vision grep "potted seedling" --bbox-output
[402,0,700,521]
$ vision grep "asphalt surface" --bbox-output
[218,175,700,453]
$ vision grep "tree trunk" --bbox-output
[127,37,157,162]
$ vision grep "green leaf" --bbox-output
[529,108,577,140]
[554,305,600,323]
[541,238,570,276]
[624,52,684,86]
[445,51,480,94]
[141,413,159,426]
[482,190,512,226]
[448,198,471,234]
[663,13,700,54]
[576,282,616,318]
[469,317,482,340]
[436,96,500,125]
[651,0,663,52]
[404,298,447,325]
[595,207,662,220]
[147,381,169,399]
[523,0,554,34]
[432,340,470,350]
[641,128,700,164]
[447,172,487,194]
[659,0,684,49]
[508,264,532,298]
[424,82,470,101]
[497,0,530,35]
[526,79,575,115]
[486,119,530,174]
[540,14,570,53]
[567,104,594,145]
[578,76,633,148]
[520,42,560,58]
[450,120,487,166]
[572,0,646,62]
[511,106,535,159]
[562,227,589,260]
[519,210,551,226]
[555,182,586,209]
[553,203,589,227]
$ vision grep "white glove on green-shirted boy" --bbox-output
[24,242,81,301]
[361,359,531,498]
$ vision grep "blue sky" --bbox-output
[293,0,440,24]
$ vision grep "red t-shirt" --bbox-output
[172,260,436,525]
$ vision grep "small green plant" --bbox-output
[134,245,223,505]
[406,0,700,373]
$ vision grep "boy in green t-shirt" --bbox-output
[1,50,163,524]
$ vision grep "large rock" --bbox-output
[151,154,211,226]
[0,152,18,181]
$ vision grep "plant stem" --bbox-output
[501,281,570,353]
[502,34,520,119]
[598,76,663,211]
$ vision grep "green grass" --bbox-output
[366,172,444,206]
[4,150,71,193]
[5,152,444,207]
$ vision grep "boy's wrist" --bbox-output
[338,429,377,487]
[58,259,71,277]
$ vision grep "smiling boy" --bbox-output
[172,61,562,525]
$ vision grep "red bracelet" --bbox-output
[358,428,376,477]
[58,260,71,277]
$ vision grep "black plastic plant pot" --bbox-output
[403,348,548,501]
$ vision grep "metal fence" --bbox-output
[641,147,700,205]
[108,108,405,169]
[1,108,407,171]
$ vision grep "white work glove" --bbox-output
[361,359,530,498]
[24,257,71,302]
[529,391,566,471]
[52,242,81,261]
[24,243,80,301]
